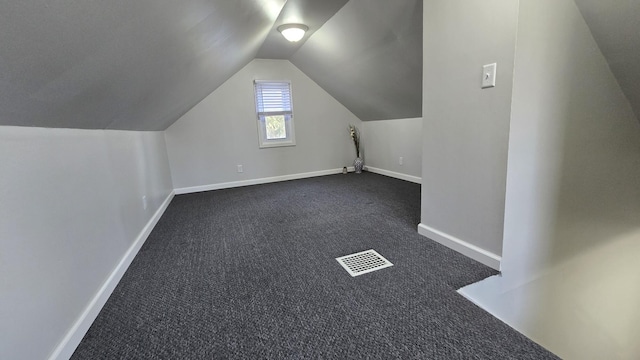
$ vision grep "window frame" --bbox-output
[253,80,296,148]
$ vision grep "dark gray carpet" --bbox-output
[72,172,558,359]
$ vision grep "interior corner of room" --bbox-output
[1,0,640,359]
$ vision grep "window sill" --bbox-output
[258,140,296,149]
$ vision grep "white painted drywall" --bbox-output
[361,118,422,180]
[164,59,361,190]
[0,126,173,360]
[420,0,519,258]
[460,0,640,358]
[503,0,640,289]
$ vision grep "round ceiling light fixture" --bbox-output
[277,23,309,42]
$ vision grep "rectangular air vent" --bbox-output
[336,249,393,277]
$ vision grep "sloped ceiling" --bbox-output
[256,0,349,60]
[574,0,640,122]
[0,0,286,130]
[1,1,637,131]
[0,0,422,131]
[291,0,423,121]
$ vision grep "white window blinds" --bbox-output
[254,81,293,117]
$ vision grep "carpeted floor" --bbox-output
[72,172,558,359]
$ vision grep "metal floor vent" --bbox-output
[336,249,393,277]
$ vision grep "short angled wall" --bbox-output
[0,127,175,360]
[50,191,175,360]
[364,166,421,184]
[417,223,501,270]
[360,117,422,181]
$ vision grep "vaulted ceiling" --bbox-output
[0,1,637,131]
[290,0,422,121]
[0,0,287,130]
[0,0,421,131]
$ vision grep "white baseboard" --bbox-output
[175,168,349,194]
[49,191,175,360]
[417,223,501,270]
[364,166,421,184]
[175,167,420,195]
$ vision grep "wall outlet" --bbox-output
[142,195,147,210]
[237,165,243,173]
[399,157,403,165]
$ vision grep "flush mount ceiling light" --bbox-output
[277,23,308,42]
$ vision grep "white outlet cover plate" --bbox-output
[482,63,497,88]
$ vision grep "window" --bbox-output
[254,80,296,148]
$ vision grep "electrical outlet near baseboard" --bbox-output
[237,165,243,173]
[142,195,147,210]
[399,157,403,165]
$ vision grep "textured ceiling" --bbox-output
[1,0,638,131]
[0,0,286,130]
[291,0,423,121]
[0,0,423,130]
[573,0,640,122]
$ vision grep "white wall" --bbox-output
[0,126,174,360]
[165,59,362,192]
[419,0,519,267]
[361,118,422,183]
[460,0,640,358]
